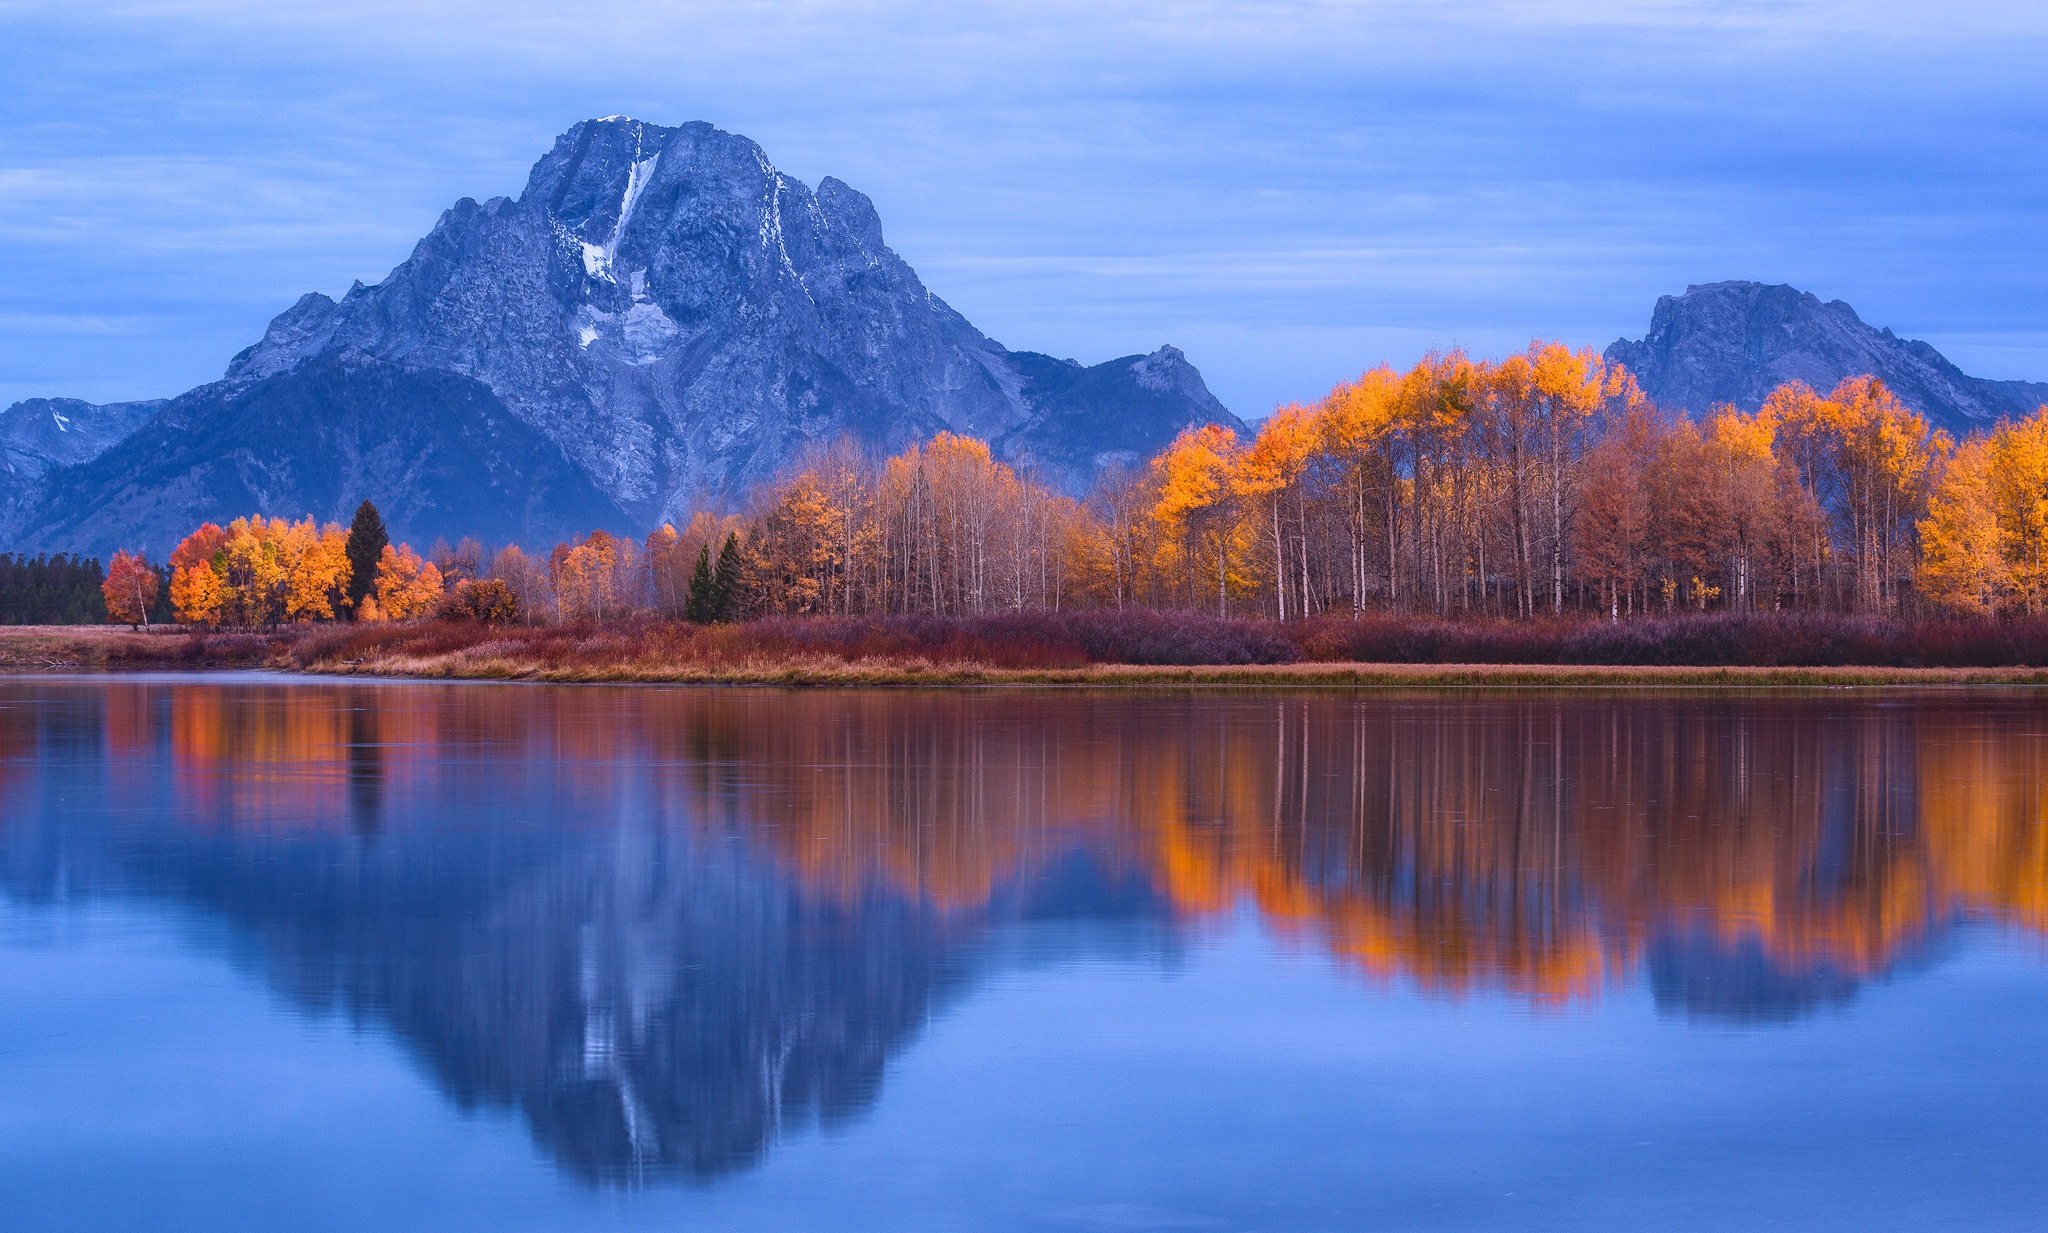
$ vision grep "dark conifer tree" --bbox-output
[344,500,388,615]
[712,532,744,622]
[684,544,717,623]
[0,554,107,624]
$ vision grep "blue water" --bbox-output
[2,677,2044,1230]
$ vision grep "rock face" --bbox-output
[7,118,1238,559]
[1606,281,2048,438]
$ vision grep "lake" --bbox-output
[2,677,2045,1231]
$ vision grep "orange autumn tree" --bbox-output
[1237,402,1319,619]
[1918,435,2009,614]
[549,530,639,620]
[1149,423,1243,614]
[1828,376,1948,611]
[1315,365,1403,613]
[285,522,355,621]
[1572,403,1664,617]
[102,550,160,629]
[166,516,351,626]
[373,542,444,619]
[168,523,231,625]
[1919,407,2048,615]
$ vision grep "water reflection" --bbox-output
[1,681,2044,1185]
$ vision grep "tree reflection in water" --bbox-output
[0,682,2043,1184]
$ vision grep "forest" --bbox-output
[0,553,109,624]
[147,342,2048,631]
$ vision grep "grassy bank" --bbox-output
[283,613,2048,686]
[7,612,2048,686]
[0,625,296,672]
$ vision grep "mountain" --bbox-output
[1605,281,2048,438]
[18,354,632,558]
[6,118,1237,559]
[1,397,166,481]
[1,396,167,548]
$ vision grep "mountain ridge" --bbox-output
[4,117,1239,559]
[1605,280,2048,437]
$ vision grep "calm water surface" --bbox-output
[2,677,2045,1230]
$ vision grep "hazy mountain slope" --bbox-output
[2,397,167,482]
[14,353,631,560]
[998,346,1233,479]
[1606,281,2047,437]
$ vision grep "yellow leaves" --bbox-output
[1704,403,1775,466]
[1922,407,2048,615]
[286,526,351,621]
[1397,350,1478,442]
[1988,410,2048,610]
[546,530,636,620]
[170,560,226,626]
[1150,423,1239,525]
[553,544,613,618]
[165,516,350,626]
[1525,340,1606,425]
[375,542,444,619]
[1317,365,1400,455]
[1918,436,2006,615]
[1237,403,1316,498]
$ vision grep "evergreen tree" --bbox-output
[712,532,744,621]
[0,554,107,624]
[684,544,718,623]
[344,500,388,615]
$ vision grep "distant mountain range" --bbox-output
[0,118,1238,559]
[6,130,2045,564]
[1605,281,2048,438]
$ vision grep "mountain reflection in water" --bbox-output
[1,680,2044,1186]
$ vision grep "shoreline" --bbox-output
[5,624,2047,688]
[299,659,2048,688]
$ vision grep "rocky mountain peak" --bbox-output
[1606,280,2047,437]
[5,118,1238,558]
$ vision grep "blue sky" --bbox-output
[3,0,2044,416]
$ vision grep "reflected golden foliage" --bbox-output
[43,683,2048,1000]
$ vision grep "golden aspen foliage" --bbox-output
[1987,409,2048,611]
[1920,407,2048,615]
[1149,423,1243,614]
[374,543,445,619]
[151,349,2018,624]
[1918,436,2008,615]
[285,522,352,621]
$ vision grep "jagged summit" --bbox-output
[1606,281,2048,437]
[8,118,1237,558]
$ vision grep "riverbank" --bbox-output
[305,656,2048,687]
[6,617,2048,686]
[0,625,295,671]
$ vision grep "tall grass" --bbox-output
[288,610,1299,674]
[1290,612,2048,668]
[283,609,2048,675]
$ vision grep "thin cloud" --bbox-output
[1,0,2043,408]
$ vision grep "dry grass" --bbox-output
[0,625,296,671]
[12,613,2048,687]
[303,641,2048,689]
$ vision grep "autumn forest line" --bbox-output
[79,341,2048,631]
